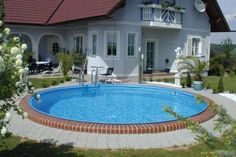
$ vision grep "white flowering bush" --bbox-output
[0,21,34,139]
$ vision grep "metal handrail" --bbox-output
[91,69,96,84]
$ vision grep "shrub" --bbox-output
[71,49,86,65]
[213,88,219,94]
[0,15,34,138]
[163,78,168,82]
[218,77,224,93]
[41,82,49,88]
[56,51,74,77]
[65,76,72,81]
[51,80,59,86]
[179,56,208,81]
[204,83,210,89]
[149,77,153,82]
[181,80,186,88]
[186,72,192,87]
[143,78,147,81]
[60,79,65,83]
[229,70,235,77]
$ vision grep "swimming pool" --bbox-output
[21,84,215,134]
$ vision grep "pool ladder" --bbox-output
[79,70,85,86]
[91,69,99,85]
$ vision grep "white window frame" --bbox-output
[104,31,120,59]
[90,31,98,56]
[188,35,203,56]
[73,34,84,53]
[126,32,138,59]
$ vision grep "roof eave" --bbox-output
[213,0,230,32]
[5,22,46,26]
[47,15,112,26]
[204,0,230,32]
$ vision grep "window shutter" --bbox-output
[187,37,192,56]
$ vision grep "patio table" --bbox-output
[36,61,51,73]
[36,61,50,65]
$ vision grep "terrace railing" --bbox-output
[138,3,185,29]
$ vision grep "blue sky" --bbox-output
[211,0,236,44]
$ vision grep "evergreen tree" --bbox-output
[218,77,224,93]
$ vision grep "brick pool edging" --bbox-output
[20,95,216,134]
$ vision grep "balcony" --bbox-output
[138,3,185,29]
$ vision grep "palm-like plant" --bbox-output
[178,56,208,81]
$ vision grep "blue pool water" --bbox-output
[30,85,208,124]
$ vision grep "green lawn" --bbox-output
[29,77,69,89]
[204,76,236,92]
[0,136,217,157]
[145,75,236,92]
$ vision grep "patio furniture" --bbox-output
[72,64,82,74]
[36,61,51,73]
[99,67,114,76]
[38,62,62,77]
[29,58,38,74]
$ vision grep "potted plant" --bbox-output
[179,56,208,90]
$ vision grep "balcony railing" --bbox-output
[138,4,185,29]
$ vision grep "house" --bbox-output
[4,0,230,77]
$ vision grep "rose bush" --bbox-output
[0,22,35,139]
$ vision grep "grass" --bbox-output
[203,76,236,92]
[0,136,217,157]
[145,75,236,92]
[29,77,68,89]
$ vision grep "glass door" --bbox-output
[146,41,155,69]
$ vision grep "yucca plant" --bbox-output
[178,56,208,81]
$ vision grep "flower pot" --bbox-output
[193,81,203,90]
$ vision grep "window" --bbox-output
[52,43,59,54]
[127,33,136,57]
[106,32,118,56]
[74,36,83,53]
[192,38,201,55]
[92,33,98,55]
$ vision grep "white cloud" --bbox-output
[225,13,236,21]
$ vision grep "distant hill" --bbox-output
[211,44,236,54]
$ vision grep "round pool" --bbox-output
[29,85,208,124]
[21,84,215,134]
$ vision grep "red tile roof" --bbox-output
[4,0,64,25]
[4,0,122,25]
[48,0,121,24]
[4,0,229,32]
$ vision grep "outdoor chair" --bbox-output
[38,62,62,77]
[72,64,82,74]
[99,67,114,76]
